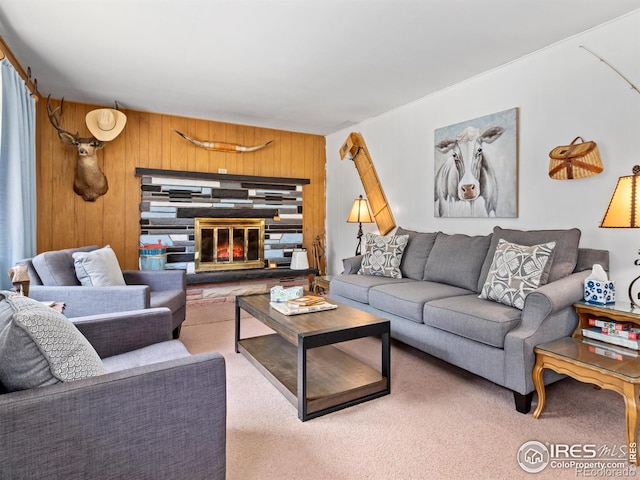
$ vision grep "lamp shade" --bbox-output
[600,166,640,228]
[346,195,374,223]
[290,249,309,270]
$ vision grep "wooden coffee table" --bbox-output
[235,293,390,421]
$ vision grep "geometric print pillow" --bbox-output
[358,233,409,279]
[479,239,556,310]
[0,291,106,392]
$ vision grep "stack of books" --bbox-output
[270,294,337,316]
[582,317,640,350]
[287,295,325,307]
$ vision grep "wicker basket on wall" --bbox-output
[548,137,603,180]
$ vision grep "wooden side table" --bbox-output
[312,275,333,295]
[532,301,640,464]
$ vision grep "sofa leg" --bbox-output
[172,325,182,339]
[513,391,533,414]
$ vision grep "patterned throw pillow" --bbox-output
[0,291,106,392]
[479,239,556,310]
[358,233,409,279]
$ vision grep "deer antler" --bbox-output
[46,95,76,139]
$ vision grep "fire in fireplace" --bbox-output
[195,218,265,272]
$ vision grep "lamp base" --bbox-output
[355,222,364,256]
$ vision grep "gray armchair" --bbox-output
[0,307,226,480]
[21,245,187,338]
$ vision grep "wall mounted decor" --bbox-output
[339,132,396,235]
[580,45,640,96]
[172,129,273,153]
[46,96,127,202]
[434,107,518,218]
[548,136,602,180]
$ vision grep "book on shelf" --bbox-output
[582,327,640,350]
[601,326,640,340]
[588,317,630,331]
[270,301,337,316]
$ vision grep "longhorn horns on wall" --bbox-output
[172,129,273,153]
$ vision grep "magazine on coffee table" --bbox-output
[270,301,337,316]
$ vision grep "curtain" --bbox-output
[0,57,36,290]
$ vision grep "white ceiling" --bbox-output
[1,0,640,135]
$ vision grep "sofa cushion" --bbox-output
[102,339,191,373]
[479,239,556,310]
[423,294,522,348]
[73,245,127,287]
[358,233,409,279]
[423,233,492,292]
[477,227,581,291]
[31,245,98,286]
[150,290,186,314]
[395,227,438,280]
[0,291,105,392]
[331,274,413,304]
[369,281,471,323]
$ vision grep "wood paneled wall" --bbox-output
[36,99,326,270]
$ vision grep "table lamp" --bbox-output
[346,194,374,256]
[600,165,640,307]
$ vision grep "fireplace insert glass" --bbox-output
[195,218,265,272]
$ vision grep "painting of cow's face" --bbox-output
[434,108,518,218]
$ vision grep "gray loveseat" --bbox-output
[330,226,609,413]
[0,303,226,479]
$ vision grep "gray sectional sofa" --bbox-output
[330,226,609,413]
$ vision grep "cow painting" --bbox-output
[434,108,517,218]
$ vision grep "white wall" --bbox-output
[326,11,640,296]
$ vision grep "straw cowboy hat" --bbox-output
[85,108,127,141]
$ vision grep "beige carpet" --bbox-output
[181,304,633,480]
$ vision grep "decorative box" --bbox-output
[584,280,615,305]
[270,286,304,303]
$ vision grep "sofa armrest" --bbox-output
[122,269,186,292]
[503,271,589,395]
[72,308,173,358]
[0,352,226,479]
[519,270,589,333]
[28,285,150,318]
[342,255,364,274]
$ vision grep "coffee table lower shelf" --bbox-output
[238,334,388,419]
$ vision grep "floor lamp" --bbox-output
[346,195,374,256]
[600,165,640,308]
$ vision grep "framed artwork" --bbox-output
[434,107,518,218]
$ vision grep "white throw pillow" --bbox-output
[479,239,556,309]
[73,245,126,286]
[358,233,409,279]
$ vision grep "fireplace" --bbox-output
[195,218,265,272]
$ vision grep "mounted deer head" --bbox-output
[46,96,125,202]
